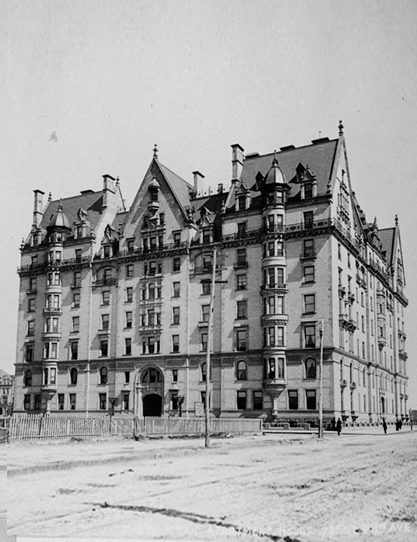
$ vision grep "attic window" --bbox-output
[237,195,247,211]
[304,183,313,199]
[76,225,83,238]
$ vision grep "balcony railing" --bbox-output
[93,278,118,287]
[117,241,189,260]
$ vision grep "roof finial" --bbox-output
[395,214,398,226]
[272,149,278,165]
[48,192,52,202]
[116,176,120,186]
[338,120,344,136]
[153,144,158,159]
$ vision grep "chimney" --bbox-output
[193,171,205,197]
[217,183,224,193]
[33,189,45,226]
[102,174,116,208]
[231,144,244,181]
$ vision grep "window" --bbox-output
[101,314,110,330]
[72,316,80,333]
[237,300,247,319]
[34,394,41,410]
[125,312,132,329]
[236,329,247,351]
[237,222,247,238]
[102,291,110,305]
[253,391,263,410]
[24,370,32,387]
[200,304,210,323]
[338,243,341,260]
[237,194,246,211]
[28,298,36,312]
[24,394,31,410]
[70,368,78,385]
[237,274,247,290]
[125,338,132,356]
[303,266,315,283]
[201,362,208,381]
[73,271,81,288]
[303,239,315,258]
[277,327,284,347]
[304,183,313,198]
[306,390,317,410]
[27,321,35,336]
[288,390,298,410]
[72,292,80,308]
[25,343,34,362]
[29,277,37,292]
[173,282,180,297]
[143,335,160,354]
[305,358,317,379]
[304,211,314,229]
[172,335,179,353]
[237,391,247,410]
[99,393,107,410]
[126,287,133,302]
[70,342,78,361]
[173,257,181,272]
[236,248,247,267]
[202,281,211,295]
[304,294,316,314]
[123,393,130,411]
[104,268,112,283]
[203,254,212,271]
[126,264,133,278]
[173,231,181,245]
[100,340,108,357]
[304,323,316,347]
[172,369,178,382]
[58,394,64,410]
[99,366,108,384]
[172,307,180,325]
[236,360,247,380]
[200,331,208,352]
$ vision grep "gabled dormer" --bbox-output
[235,180,252,211]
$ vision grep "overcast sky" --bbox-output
[2,0,417,405]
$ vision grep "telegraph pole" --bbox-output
[318,318,324,439]
[204,249,217,449]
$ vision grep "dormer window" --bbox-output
[127,240,134,253]
[237,194,246,210]
[304,183,313,198]
[103,245,111,258]
[76,225,83,239]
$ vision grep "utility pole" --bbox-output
[318,318,324,439]
[204,249,217,449]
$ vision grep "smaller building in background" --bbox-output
[0,369,14,416]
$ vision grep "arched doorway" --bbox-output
[135,366,165,417]
[143,394,162,417]
[381,396,385,415]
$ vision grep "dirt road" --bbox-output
[6,430,417,541]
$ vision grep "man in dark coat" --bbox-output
[382,419,387,434]
[336,418,342,436]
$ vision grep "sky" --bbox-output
[2,0,417,406]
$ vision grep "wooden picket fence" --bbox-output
[7,414,134,441]
[134,416,263,437]
[3,414,262,441]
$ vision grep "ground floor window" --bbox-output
[58,394,65,410]
[306,390,316,410]
[24,394,31,410]
[69,393,76,410]
[237,390,247,410]
[99,393,107,410]
[34,394,41,410]
[253,391,263,410]
[288,390,299,410]
[123,393,130,411]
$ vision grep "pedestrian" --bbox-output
[396,419,400,431]
[382,419,387,434]
[336,418,342,436]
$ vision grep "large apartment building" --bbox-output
[14,124,409,423]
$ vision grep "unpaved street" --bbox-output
[6,430,417,541]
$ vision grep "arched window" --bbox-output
[141,367,162,384]
[99,366,108,385]
[149,283,155,300]
[305,358,317,379]
[24,370,32,387]
[70,368,78,385]
[236,360,247,380]
[201,362,207,382]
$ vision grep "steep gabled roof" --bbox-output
[158,162,194,213]
[241,138,339,198]
[40,191,104,231]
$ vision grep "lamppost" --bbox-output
[318,318,324,439]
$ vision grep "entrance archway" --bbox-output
[143,393,162,417]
